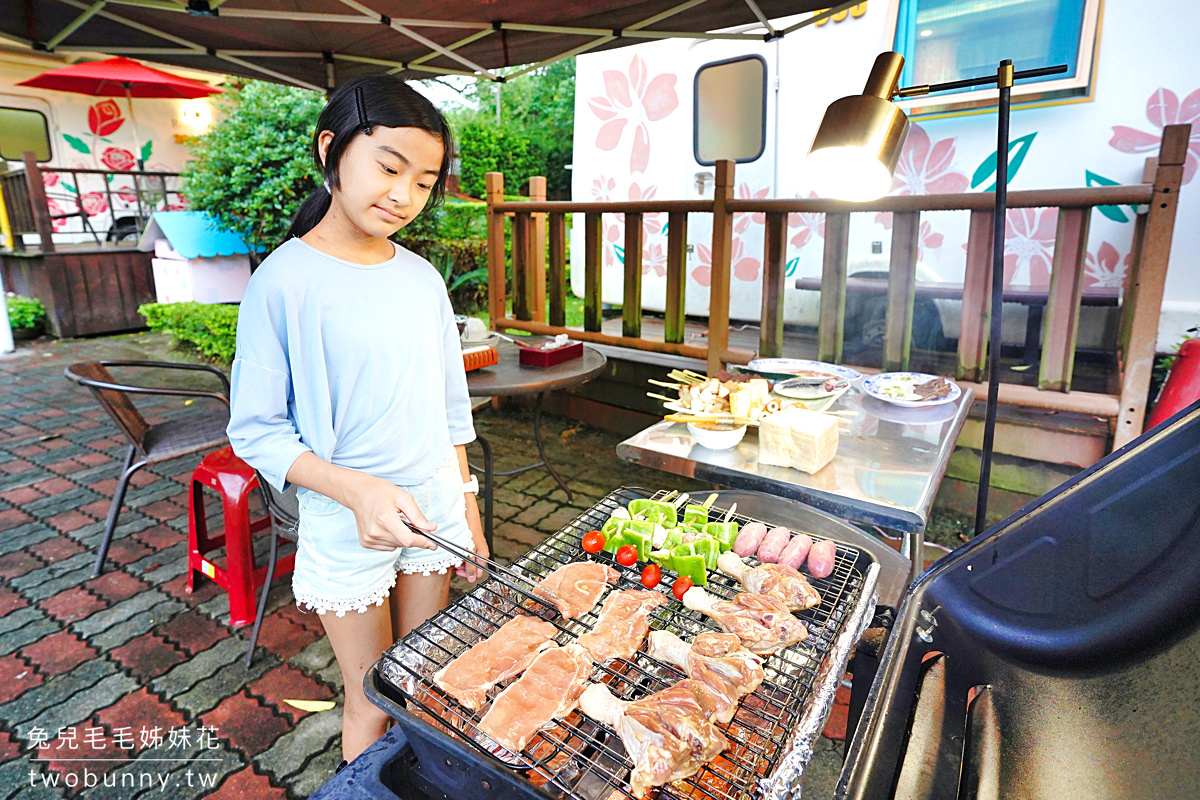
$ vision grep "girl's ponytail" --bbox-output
[286,186,332,240]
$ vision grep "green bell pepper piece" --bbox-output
[662,527,685,551]
[628,499,678,528]
[683,505,709,527]
[624,520,656,561]
[669,542,709,586]
[601,518,628,552]
[691,536,719,570]
[649,549,673,568]
[704,522,739,553]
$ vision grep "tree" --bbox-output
[183,80,324,257]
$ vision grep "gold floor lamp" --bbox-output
[808,52,1068,537]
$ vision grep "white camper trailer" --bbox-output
[570,0,1199,356]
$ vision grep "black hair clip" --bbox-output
[354,85,372,135]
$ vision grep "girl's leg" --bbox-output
[390,571,451,641]
[319,603,395,761]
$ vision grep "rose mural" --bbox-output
[80,192,108,217]
[101,147,136,172]
[88,100,125,137]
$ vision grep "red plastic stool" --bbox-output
[188,447,295,628]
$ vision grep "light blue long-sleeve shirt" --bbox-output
[227,238,475,492]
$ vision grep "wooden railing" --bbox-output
[0,151,183,253]
[485,124,1189,451]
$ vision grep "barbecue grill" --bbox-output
[361,487,903,800]
[837,400,1200,800]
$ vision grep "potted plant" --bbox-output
[6,294,47,341]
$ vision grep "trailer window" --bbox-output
[694,55,767,165]
[0,108,52,162]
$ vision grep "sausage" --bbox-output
[778,533,813,569]
[733,521,768,557]
[806,539,837,578]
[756,526,792,563]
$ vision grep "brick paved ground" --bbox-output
[0,332,855,799]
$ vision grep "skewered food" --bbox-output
[717,552,822,612]
[648,631,764,723]
[477,644,593,753]
[758,406,840,474]
[577,590,668,663]
[778,533,814,570]
[579,680,728,799]
[534,561,619,619]
[807,539,837,579]
[681,588,808,654]
[733,521,769,557]
[433,616,558,710]
[756,526,792,563]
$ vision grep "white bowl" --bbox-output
[687,421,747,450]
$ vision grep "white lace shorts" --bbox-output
[291,451,473,617]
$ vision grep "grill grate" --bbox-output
[376,487,869,800]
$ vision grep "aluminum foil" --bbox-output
[757,562,880,800]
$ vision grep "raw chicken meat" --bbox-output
[778,533,813,569]
[577,590,668,663]
[648,631,764,723]
[756,526,792,563]
[681,587,808,654]
[717,552,822,612]
[807,539,837,578]
[477,644,592,753]
[733,521,768,557]
[534,561,619,619]
[433,616,558,710]
[579,681,728,799]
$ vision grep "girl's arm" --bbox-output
[285,452,438,552]
[454,444,488,583]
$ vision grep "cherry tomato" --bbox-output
[581,530,605,554]
[672,576,695,602]
[615,545,639,567]
[641,563,662,589]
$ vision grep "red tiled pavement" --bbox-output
[45,510,95,534]
[140,499,188,522]
[31,477,77,495]
[212,766,290,800]
[0,486,45,505]
[28,535,87,564]
[276,602,325,635]
[0,583,29,615]
[39,587,106,623]
[157,609,229,656]
[108,633,187,680]
[103,537,154,567]
[0,508,34,532]
[94,687,187,755]
[160,573,223,605]
[247,665,335,722]
[253,615,322,661]
[201,694,291,757]
[134,524,185,551]
[85,570,150,603]
[0,550,46,580]
[43,722,131,782]
[0,653,42,703]
[20,631,98,677]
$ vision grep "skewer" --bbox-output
[673,492,691,509]
[648,379,683,390]
[647,392,678,403]
[682,369,708,381]
[721,503,738,523]
[702,493,718,510]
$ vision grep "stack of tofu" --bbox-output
[758,406,839,474]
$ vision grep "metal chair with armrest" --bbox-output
[63,360,231,576]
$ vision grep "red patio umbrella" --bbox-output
[18,56,222,168]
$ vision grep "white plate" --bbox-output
[773,375,852,399]
[862,372,961,407]
[745,359,863,383]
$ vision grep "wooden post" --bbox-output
[22,152,55,254]
[1114,124,1189,448]
[512,212,531,320]
[817,212,849,364]
[1039,207,1090,392]
[707,160,735,376]
[664,211,688,344]
[548,212,567,327]
[529,176,547,322]
[883,211,920,371]
[623,212,643,338]
[759,212,788,358]
[485,172,506,329]
[957,210,994,381]
[583,212,603,332]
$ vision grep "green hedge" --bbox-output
[139,302,239,363]
[6,295,46,329]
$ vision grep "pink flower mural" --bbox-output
[691,239,761,287]
[890,123,970,196]
[643,241,666,277]
[42,172,59,189]
[88,100,125,137]
[1084,242,1129,289]
[587,55,679,174]
[1110,87,1200,184]
[45,198,68,231]
[734,183,770,234]
[80,192,108,216]
[788,192,825,249]
[101,147,136,172]
[1003,207,1058,289]
[591,174,616,201]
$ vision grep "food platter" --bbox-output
[862,372,961,407]
[741,359,863,385]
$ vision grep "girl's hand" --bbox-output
[345,473,437,552]
[456,493,488,583]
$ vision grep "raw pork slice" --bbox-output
[534,561,619,619]
[682,588,807,654]
[717,551,822,611]
[433,616,558,710]
[648,631,764,723]
[577,590,668,663]
[477,644,593,753]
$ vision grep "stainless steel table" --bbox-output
[465,339,607,550]
[616,385,974,583]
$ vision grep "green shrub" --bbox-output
[396,201,490,313]
[6,295,46,329]
[139,302,239,363]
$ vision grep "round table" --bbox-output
[464,339,607,549]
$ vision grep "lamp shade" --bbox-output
[808,52,911,201]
